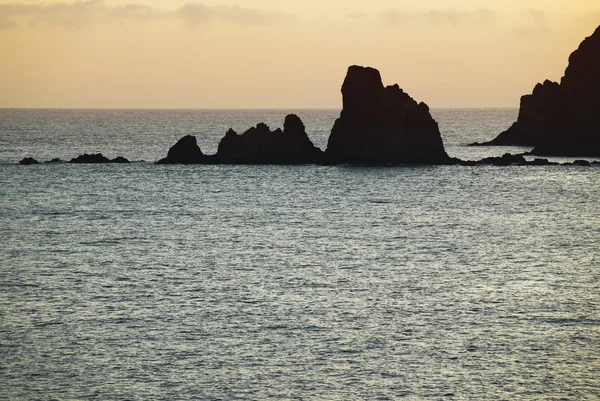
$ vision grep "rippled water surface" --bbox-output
[1,110,600,400]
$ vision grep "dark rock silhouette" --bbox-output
[215,114,323,164]
[325,65,449,164]
[70,153,130,164]
[46,158,64,164]
[156,135,204,164]
[571,160,591,166]
[473,25,600,156]
[19,157,39,165]
[111,156,130,164]
[478,153,527,165]
[529,158,558,166]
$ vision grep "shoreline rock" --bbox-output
[470,25,600,156]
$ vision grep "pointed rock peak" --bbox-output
[157,134,204,164]
[256,122,270,132]
[283,114,305,135]
[175,135,198,147]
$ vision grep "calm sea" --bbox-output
[1,109,599,400]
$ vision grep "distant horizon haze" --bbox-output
[0,0,598,109]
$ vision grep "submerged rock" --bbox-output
[215,114,323,164]
[156,135,204,164]
[325,65,449,164]
[473,25,600,157]
[19,157,39,165]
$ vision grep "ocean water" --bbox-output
[1,109,599,400]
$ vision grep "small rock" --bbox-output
[19,157,39,165]
[156,135,204,164]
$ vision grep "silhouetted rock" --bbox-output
[111,156,130,164]
[571,160,591,166]
[70,153,111,163]
[478,153,527,165]
[325,66,449,164]
[474,25,600,156]
[529,158,558,166]
[69,153,129,163]
[46,158,64,164]
[19,157,39,165]
[215,114,324,164]
[156,135,204,164]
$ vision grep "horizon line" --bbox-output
[0,106,520,111]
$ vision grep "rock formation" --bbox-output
[215,114,324,164]
[19,157,39,165]
[473,25,600,156]
[156,135,205,164]
[70,153,130,163]
[325,65,449,164]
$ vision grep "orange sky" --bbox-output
[0,0,599,108]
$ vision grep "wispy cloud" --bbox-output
[379,8,496,27]
[0,0,288,30]
[524,8,547,24]
[513,8,549,37]
[177,3,284,27]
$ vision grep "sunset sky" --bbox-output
[1,0,599,108]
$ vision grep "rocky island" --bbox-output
[215,114,324,164]
[472,25,600,157]
[325,65,449,164]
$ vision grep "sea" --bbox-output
[1,109,599,400]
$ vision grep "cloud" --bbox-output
[0,0,287,30]
[177,3,284,27]
[524,8,547,24]
[513,8,549,37]
[379,8,496,27]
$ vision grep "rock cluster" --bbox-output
[216,114,323,164]
[325,65,449,164]
[474,25,600,157]
[70,153,130,163]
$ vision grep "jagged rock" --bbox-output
[46,158,64,163]
[475,25,600,156]
[215,114,323,164]
[69,153,129,163]
[156,135,204,164]
[478,153,527,165]
[70,153,110,163]
[325,65,449,164]
[19,157,39,165]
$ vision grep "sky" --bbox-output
[0,0,599,108]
